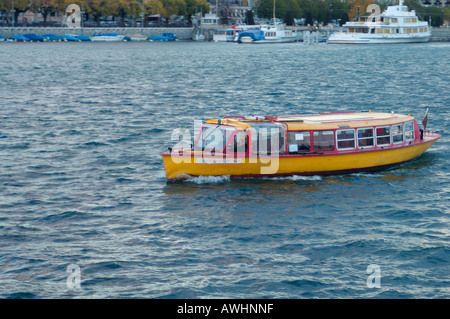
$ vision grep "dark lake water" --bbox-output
[0,40,449,299]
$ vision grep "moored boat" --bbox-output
[75,35,91,41]
[24,33,45,42]
[0,35,6,41]
[148,33,177,42]
[43,34,63,41]
[91,32,125,42]
[11,35,30,42]
[238,23,297,43]
[63,34,80,42]
[328,0,430,44]
[161,110,441,180]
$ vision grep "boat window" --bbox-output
[357,128,374,148]
[376,126,391,146]
[392,124,404,144]
[195,124,235,152]
[246,122,286,155]
[405,121,414,141]
[336,129,355,150]
[313,131,335,152]
[226,130,248,154]
[287,131,311,153]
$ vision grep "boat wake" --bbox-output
[184,175,231,184]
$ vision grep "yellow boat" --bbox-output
[161,110,441,181]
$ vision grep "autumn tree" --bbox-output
[185,0,209,21]
[0,0,32,23]
[31,0,66,26]
[347,0,375,21]
[160,0,185,21]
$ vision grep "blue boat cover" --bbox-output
[148,35,175,41]
[0,35,6,40]
[238,30,265,42]
[162,32,177,39]
[12,35,30,41]
[76,35,91,41]
[64,35,79,41]
[24,33,45,41]
[43,34,63,41]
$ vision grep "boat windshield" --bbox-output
[242,121,286,155]
[195,124,236,152]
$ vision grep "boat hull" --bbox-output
[328,33,430,44]
[162,134,440,180]
[239,37,297,44]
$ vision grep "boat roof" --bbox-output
[216,111,414,130]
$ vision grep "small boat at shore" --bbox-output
[162,110,440,180]
[91,32,125,42]
[148,33,177,41]
[11,35,30,42]
[125,34,147,41]
[24,33,45,42]
[76,35,91,41]
[63,35,80,42]
[0,35,6,41]
[238,24,297,44]
[43,34,63,41]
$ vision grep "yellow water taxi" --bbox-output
[161,110,440,181]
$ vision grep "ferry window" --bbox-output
[392,18,398,23]
[376,126,391,146]
[227,131,248,154]
[247,122,286,155]
[336,129,355,150]
[195,124,235,152]
[313,131,335,151]
[376,29,383,34]
[405,122,414,141]
[357,128,374,148]
[392,124,404,144]
[287,131,311,153]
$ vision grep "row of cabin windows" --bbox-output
[265,32,277,37]
[287,122,415,154]
[375,27,427,34]
[198,122,415,155]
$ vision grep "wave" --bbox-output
[184,175,231,184]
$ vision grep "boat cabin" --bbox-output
[194,112,421,157]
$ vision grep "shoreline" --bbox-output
[1,26,450,42]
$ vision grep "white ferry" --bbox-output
[328,0,430,44]
[213,25,261,42]
[237,23,297,44]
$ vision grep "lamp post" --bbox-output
[81,4,85,29]
[11,1,16,29]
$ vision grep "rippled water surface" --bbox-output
[0,41,449,298]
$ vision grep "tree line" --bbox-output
[0,0,210,25]
[257,0,449,27]
[0,0,448,27]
